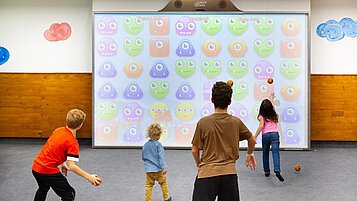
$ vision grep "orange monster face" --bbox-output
[228,40,248,57]
[150,16,169,35]
[150,38,170,57]
[280,39,301,58]
[174,124,195,144]
[254,81,274,101]
[96,124,118,145]
[123,61,143,78]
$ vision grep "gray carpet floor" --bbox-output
[1,140,357,201]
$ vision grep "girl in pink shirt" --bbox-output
[254,98,284,182]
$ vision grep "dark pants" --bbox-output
[192,174,239,201]
[32,170,75,201]
[262,132,281,173]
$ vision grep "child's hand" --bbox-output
[61,163,69,176]
[162,169,167,175]
[87,174,102,186]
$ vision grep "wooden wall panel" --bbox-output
[0,74,356,141]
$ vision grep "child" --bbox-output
[142,123,172,201]
[254,95,284,182]
[32,109,102,201]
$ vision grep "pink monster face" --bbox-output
[280,39,301,58]
[150,38,169,57]
[97,37,118,56]
[150,16,169,35]
[175,16,196,36]
[97,16,118,35]
[228,103,249,122]
[254,60,274,80]
[254,81,274,101]
[123,102,144,122]
[174,124,195,144]
[96,124,118,144]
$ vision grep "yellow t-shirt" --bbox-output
[191,113,252,179]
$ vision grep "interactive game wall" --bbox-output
[93,12,309,149]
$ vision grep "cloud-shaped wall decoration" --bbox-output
[44,22,72,42]
[316,18,357,42]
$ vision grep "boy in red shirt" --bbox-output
[32,109,102,201]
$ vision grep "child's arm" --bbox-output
[254,118,264,139]
[157,143,167,172]
[67,160,102,186]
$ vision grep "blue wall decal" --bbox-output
[0,46,10,65]
[316,17,357,42]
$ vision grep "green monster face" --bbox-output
[201,17,222,36]
[97,101,118,121]
[280,60,301,80]
[123,16,144,34]
[233,81,249,101]
[123,37,144,56]
[227,17,249,35]
[227,60,248,79]
[149,80,169,99]
[201,60,222,78]
[175,59,196,78]
[254,39,274,58]
[254,17,274,36]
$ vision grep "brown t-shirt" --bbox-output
[191,113,252,179]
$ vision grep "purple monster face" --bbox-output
[98,61,117,77]
[228,103,249,122]
[97,82,117,99]
[123,102,144,121]
[97,16,118,35]
[281,105,300,122]
[176,82,195,100]
[175,16,196,36]
[123,126,144,142]
[203,81,214,101]
[150,60,169,78]
[97,37,117,57]
[254,60,274,80]
[176,39,195,57]
[201,103,214,117]
[283,127,300,144]
[123,82,143,99]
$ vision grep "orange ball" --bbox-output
[294,165,301,171]
[227,80,234,87]
[267,77,273,84]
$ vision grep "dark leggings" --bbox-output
[32,170,75,201]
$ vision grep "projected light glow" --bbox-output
[93,13,308,149]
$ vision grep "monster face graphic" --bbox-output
[150,38,169,57]
[123,82,144,99]
[174,124,195,144]
[280,60,301,80]
[281,18,301,36]
[233,81,249,101]
[227,60,248,79]
[281,84,300,101]
[96,124,118,144]
[123,102,144,122]
[176,82,195,100]
[97,16,118,35]
[227,17,248,35]
[98,82,117,99]
[254,60,274,80]
[254,17,274,36]
[203,81,214,101]
[97,38,117,57]
[97,101,119,121]
[283,127,300,144]
[123,37,144,56]
[176,39,195,57]
[176,16,196,36]
[98,61,117,77]
[175,59,196,78]
[176,102,195,122]
[228,103,249,122]
[201,17,222,36]
[281,105,300,123]
[123,126,143,143]
[150,102,172,122]
[159,124,169,143]
[280,39,301,58]
[254,81,274,101]
[254,39,274,58]
[228,40,248,57]
[123,16,144,35]
[201,60,222,79]
[150,60,169,78]
[123,61,143,78]
[149,80,169,99]
[150,16,169,35]
[201,103,214,117]
[202,39,221,57]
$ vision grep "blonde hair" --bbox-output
[147,123,162,139]
[66,109,86,129]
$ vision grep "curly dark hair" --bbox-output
[211,81,232,109]
[258,99,278,123]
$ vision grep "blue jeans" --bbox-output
[262,132,281,173]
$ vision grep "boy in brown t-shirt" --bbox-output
[191,81,256,201]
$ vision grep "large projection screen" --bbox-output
[93,12,309,149]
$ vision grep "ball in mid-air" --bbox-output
[227,80,234,87]
[294,165,301,172]
[267,77,273,84]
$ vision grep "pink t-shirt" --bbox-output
[258,115,278,134]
